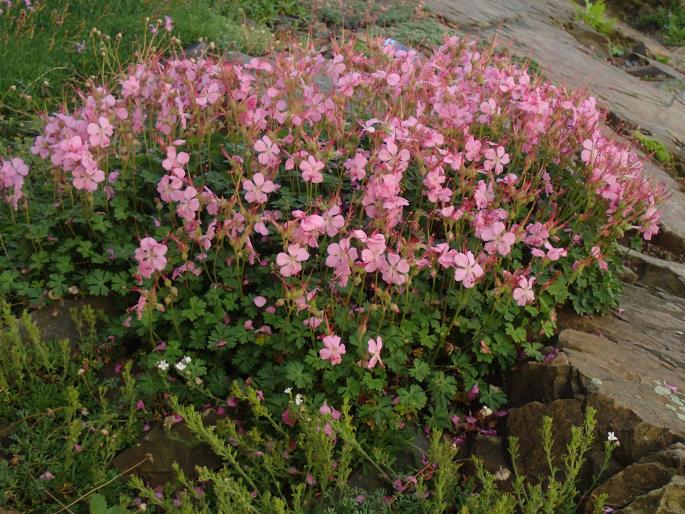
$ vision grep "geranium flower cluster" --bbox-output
[15,36,662,406]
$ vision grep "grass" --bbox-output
[0,0,289,114]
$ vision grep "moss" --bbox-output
[632,131,673,163]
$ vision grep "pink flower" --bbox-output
[323,205,345,237]
[72,156,105,192]
[164,15,174,32]
[319,402,342,420]
[367,336,383,369]
[176,187,199,221]
[326,237,358,286]
[381,253,409,286]
[344,151,367,182]
[253,296,267,307]
[243,173,277,204]
[135,237,168,278]
[481,222,516,256]
[360,234,386,272]
[276,244,309,277]
[453,251,484,288]
[513,276,535,306]
[157,174,184,202]
[87,116,113,148]
[524,222,549,246]
[533,241,568,261]
[483,146,510,175]
[319,334,346,365]
[254,136,280,168]
[162,146,190,176]
[300,155,324,183]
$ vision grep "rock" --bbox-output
[586,444,685,513]
[29,297,117,345]
[507,284,685,504]
[619,247,685,298]
[507,352,577,407]
[587,462,674,512]
[425,0,685,156]
[467,433,512,485]
[619,475,685,514]
[112,424,221,487]
[567,22,612,58]
[506,399,587,484]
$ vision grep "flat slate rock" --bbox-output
[426,0,685,157]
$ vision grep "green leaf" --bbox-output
[85,269,110,296]
[182,297,207,321]
[284,361,313,389]
[409,359,431,382]
[397,384,427,412]
[89,494,107,514]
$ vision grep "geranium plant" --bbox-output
[0,36,662,429]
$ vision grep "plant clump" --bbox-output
[0,36,662,430]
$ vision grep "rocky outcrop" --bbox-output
[504,284,685,513]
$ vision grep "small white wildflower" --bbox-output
[182,355,192,364]
[295,393,303,406]
[284,387,292,394]
[138,503,147,511]
[175,361,187,372]
[479,406,493,418]
[607,431,619,443]
[77,368,86,375]
[157,360,169,371]
[494,466,511,481]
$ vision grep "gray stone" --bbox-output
[619,475,685,514]
[619,246,685,298]
[112,424,221,487]
[506,399,588,485]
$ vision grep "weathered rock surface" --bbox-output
[620,474,685,514]
[425,0,685,157]
[620,247,685,298]
[112,424,221,487]
[588,444,685,513]
[506,399,588,484]
[505,283,685,512]
[29,297,117,345]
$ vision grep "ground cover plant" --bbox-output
[0,5,664,510]
[1,34,662,421]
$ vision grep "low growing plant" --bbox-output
[0,36,662,434]
[0,300,143,512]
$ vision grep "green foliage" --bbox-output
[635,1,685,46]
[0,299,143,512]
[461,407,614,514]
[577,0,617,36]
[382,19,452,48]
[632,130,673,164]
[0,0,279,113]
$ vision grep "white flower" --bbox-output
[607,431,618,443]
[295,393,304,406]
[494,466,511,481]
[182,355,192,364]
[479,406,493,418]
[157,360,169,371]
[175,361,187,372]
[284,387,292,394]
